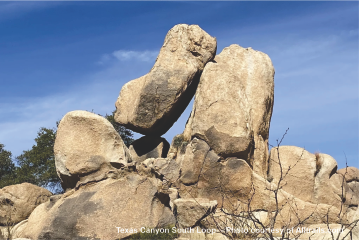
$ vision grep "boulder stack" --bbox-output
[183,44,275,177]
[115,24,217,136]
[5,24,358,240]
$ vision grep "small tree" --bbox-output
[0,144,16,189]
[104,111,134,147]
[15,127,59,191]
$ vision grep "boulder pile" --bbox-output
[1,24,358,240]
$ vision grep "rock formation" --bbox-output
[115,24,217,136]
[183,44,275,177]
[1,24,358,240]
[54,110,132,190]
[20,175,175,240]
[129,136,170,163]
[173,198,217,228]
[0,183,52,226]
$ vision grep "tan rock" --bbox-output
[183,44,274,177]
[330,173,347,200]
[220,158,253,196]
[329,173,358,207]
[206,233,229,240]
[179,138,210,186]
[174,198,217,228]
[55,110,132,189]
[314,153,342,208]
[330,166,359,208]
[20,174,175,240]
[297,224,352,240]
[168,188,179,210]
[177,138,254,208]
[274,191,343,227]
[348,182,359,206]
[115,24,217,136]
[268,146,316,203]
[129,136,170,163]
[177,226,206,240]
[138,158,180,183]
[338,166,359,182]
[0,183,52,225]
[10,219,28,239]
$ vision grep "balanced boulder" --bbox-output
[115,24,217,136]
[183,44,274,176]
[54,110,132,190]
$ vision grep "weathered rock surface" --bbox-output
[1,219,28,239]
[0,183,52,226]
[138,158,180,183]
[115,24,217,136]
[332,167,359,208]
[174,198,217,228]
[314,153,339,206]
[295,224,353,240]
[55,110,132,190]
[177,138,254,208]
[178,138,211,186]
[20,174,175,240]
[12,221,28,238]
[129,136,170,163]
[183,44,275,177]
[268,147,357,211]
[268,146,316,203]
[338,166,359,182]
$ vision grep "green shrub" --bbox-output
[172,135,184,149]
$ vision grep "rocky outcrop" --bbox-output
[183,44,274,177]
[177,138,253,208]
[268,146,359,210]
[338,167,359,207]
[129,136,170,163]
[174,198,217,228]
[55,110,132,190]
[5,24,358,240]
[338,167,359,182]
[0,183,52,226]
[138,158,180,183]
[0,219,28,239]
[20,174,175,240]
[115,24,217,136]
[268,146,317,203]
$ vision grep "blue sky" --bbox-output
[0,2,358,169]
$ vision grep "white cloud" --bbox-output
[96,50,159,66]
[112,50,158,62]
